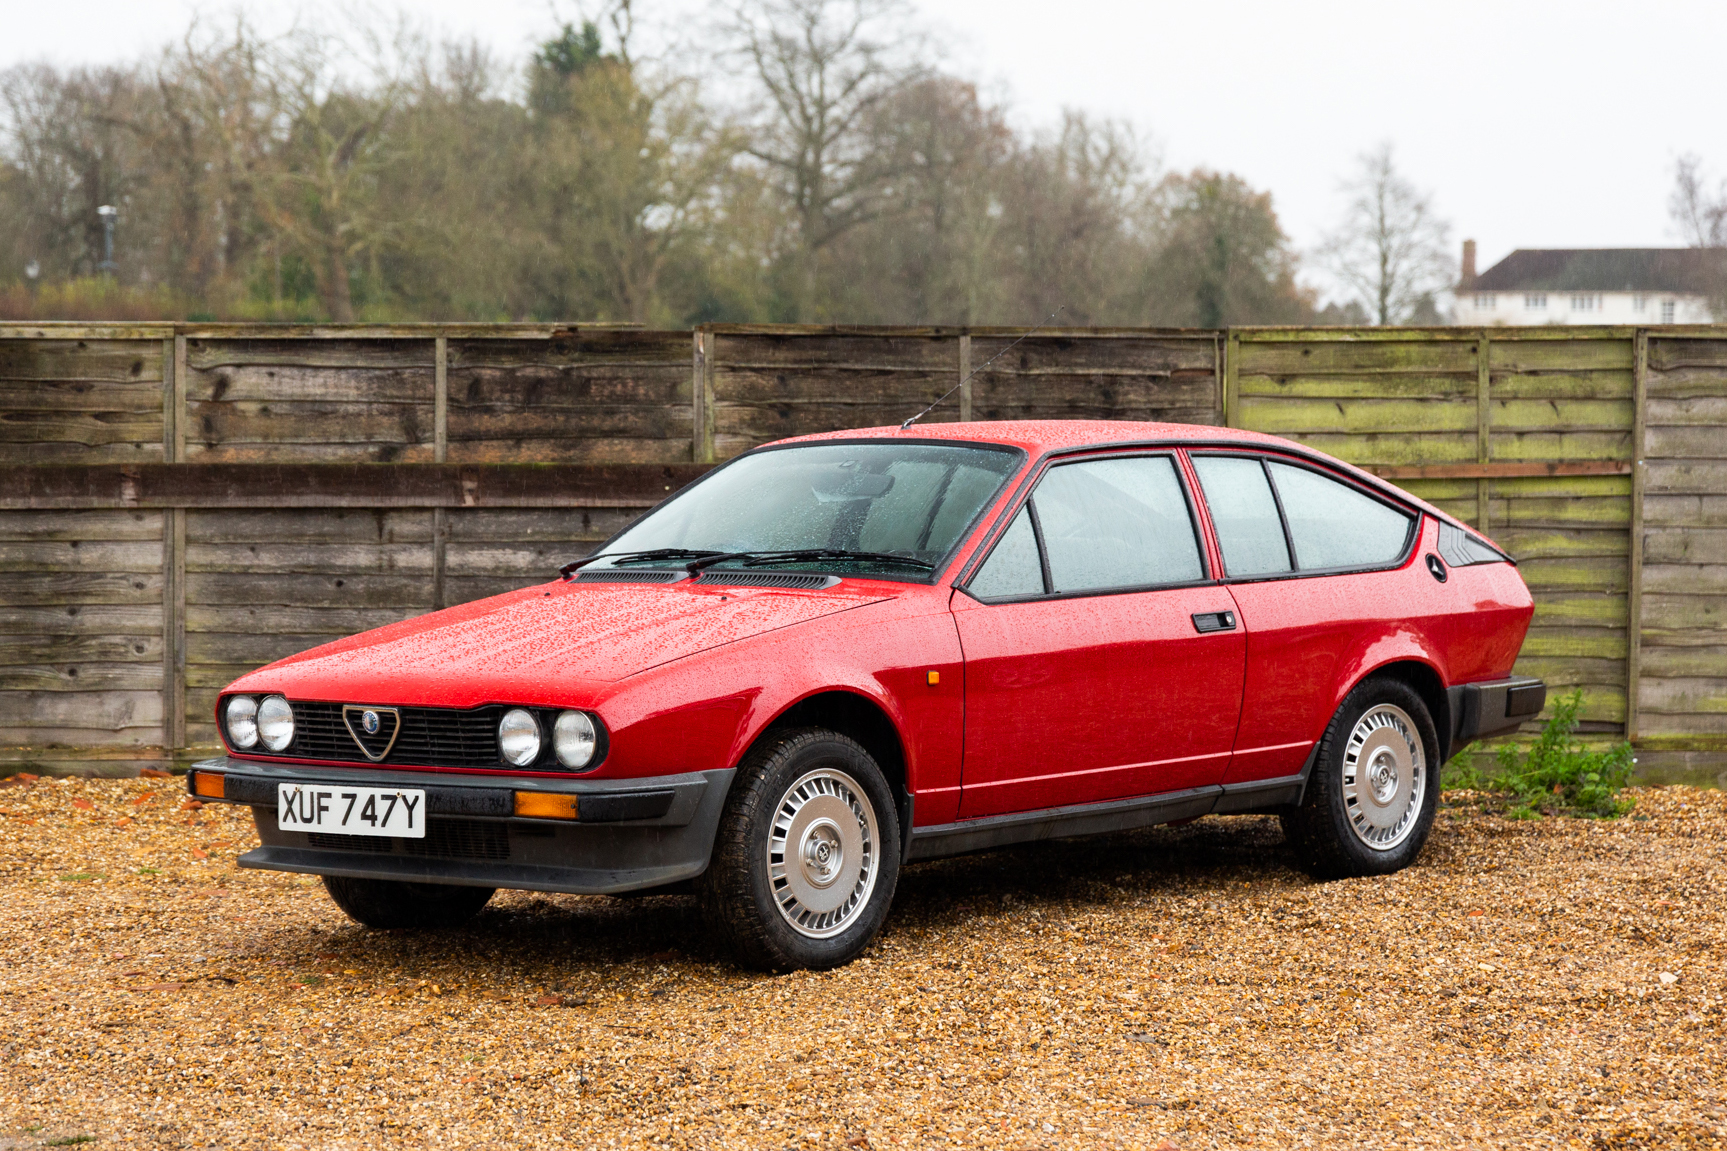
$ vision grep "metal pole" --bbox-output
[97,205,117,276]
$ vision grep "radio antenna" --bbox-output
[899,306,1065,430]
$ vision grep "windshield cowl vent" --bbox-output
[696,572,840,590]
[574,570,689,584]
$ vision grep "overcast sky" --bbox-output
[7,0,1725,299]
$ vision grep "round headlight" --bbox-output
[498,708,542,767]
[553,710,598,769]
[258,695,295,752]
[224,695,259,749]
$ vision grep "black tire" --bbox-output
[322,875,494,929]
[1281,676,1440,880]
[697,727,902,972]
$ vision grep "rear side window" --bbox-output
[1266,462,1414,571]
[966,455,1206,600]
[1191,456,1292,577]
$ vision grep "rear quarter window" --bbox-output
[1266,461,1414,571]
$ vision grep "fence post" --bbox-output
[693,330,715,463]
[1627,329,1648,742]
[1222,331,1239,426]
[958,334,973,421]
[1477,333,1492,535]
[692,330,707,462]
[160,333,188,758]
[433,334,448,611]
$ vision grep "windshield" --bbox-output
[590,441,1023,578]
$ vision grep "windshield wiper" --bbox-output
[686,549,935,573]
[560,548,726,577]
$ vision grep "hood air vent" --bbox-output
[574,569,688,584]
[696,571,840,589]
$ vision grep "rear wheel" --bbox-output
[322,875,494,929]
[697,727,901,971]
[1282,676,1439,879]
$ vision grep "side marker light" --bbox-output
[191,772,225,800]
[926,670,940,686]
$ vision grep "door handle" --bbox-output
[1191,610,1237,633]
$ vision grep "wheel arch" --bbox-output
[739,689,912,842]
[1357,657,1452,762]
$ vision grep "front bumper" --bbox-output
[1447,675,1547,754]
[188,757,734,895]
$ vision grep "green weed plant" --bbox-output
[1443,689,1635,819]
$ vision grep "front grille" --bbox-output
[409,819,510,860]
[285,703,502,768]
[309,831,392,852]
[306,818,510,861]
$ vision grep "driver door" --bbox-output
[952,453,1246,818]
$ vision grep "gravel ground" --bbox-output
[1,776,1723,1151]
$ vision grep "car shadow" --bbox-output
[275,813,1336,985]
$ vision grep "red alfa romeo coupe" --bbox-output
[189,421,1543,970]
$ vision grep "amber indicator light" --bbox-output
[191,771,225,800]
[926,670,940,686]
[514,791,580,820]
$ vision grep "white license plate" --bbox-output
[278,784,426,838]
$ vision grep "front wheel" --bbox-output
[1282,676,1440,880]
[322,875,494,929]
[697,727,901,971]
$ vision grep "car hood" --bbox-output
[228,581,893,708]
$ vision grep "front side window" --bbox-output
[966,455,1205,600]
[1035,457,1205,593]
[1191,456,1291,578]
[1265,462,1414,571]
[595,442,1022,578]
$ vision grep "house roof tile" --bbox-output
[1467,248,1725,292]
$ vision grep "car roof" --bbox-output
[778,419,1479,541]
[782,419,1298,456]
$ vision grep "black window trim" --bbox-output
[957,448,1216,605]
[578,436,1029,587]
[1190,449,1420,584]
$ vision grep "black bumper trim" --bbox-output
[185,757,735,897]
[1447,676,1547,752]
[237,846,707,896]
[190,757,698,826]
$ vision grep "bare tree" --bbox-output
[997,112,1148,325]
[261,28,410,321]
[726,0,921,319]
[1670,154,1727,248]
[150,20,282,300]
[1320,143,1453,325]
[1,63,150,280]
[1145,169,1312,328]
[1669,155,1727,318]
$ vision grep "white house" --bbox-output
[1452,241,1720,325]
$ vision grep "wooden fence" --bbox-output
[2,321,1722,784]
